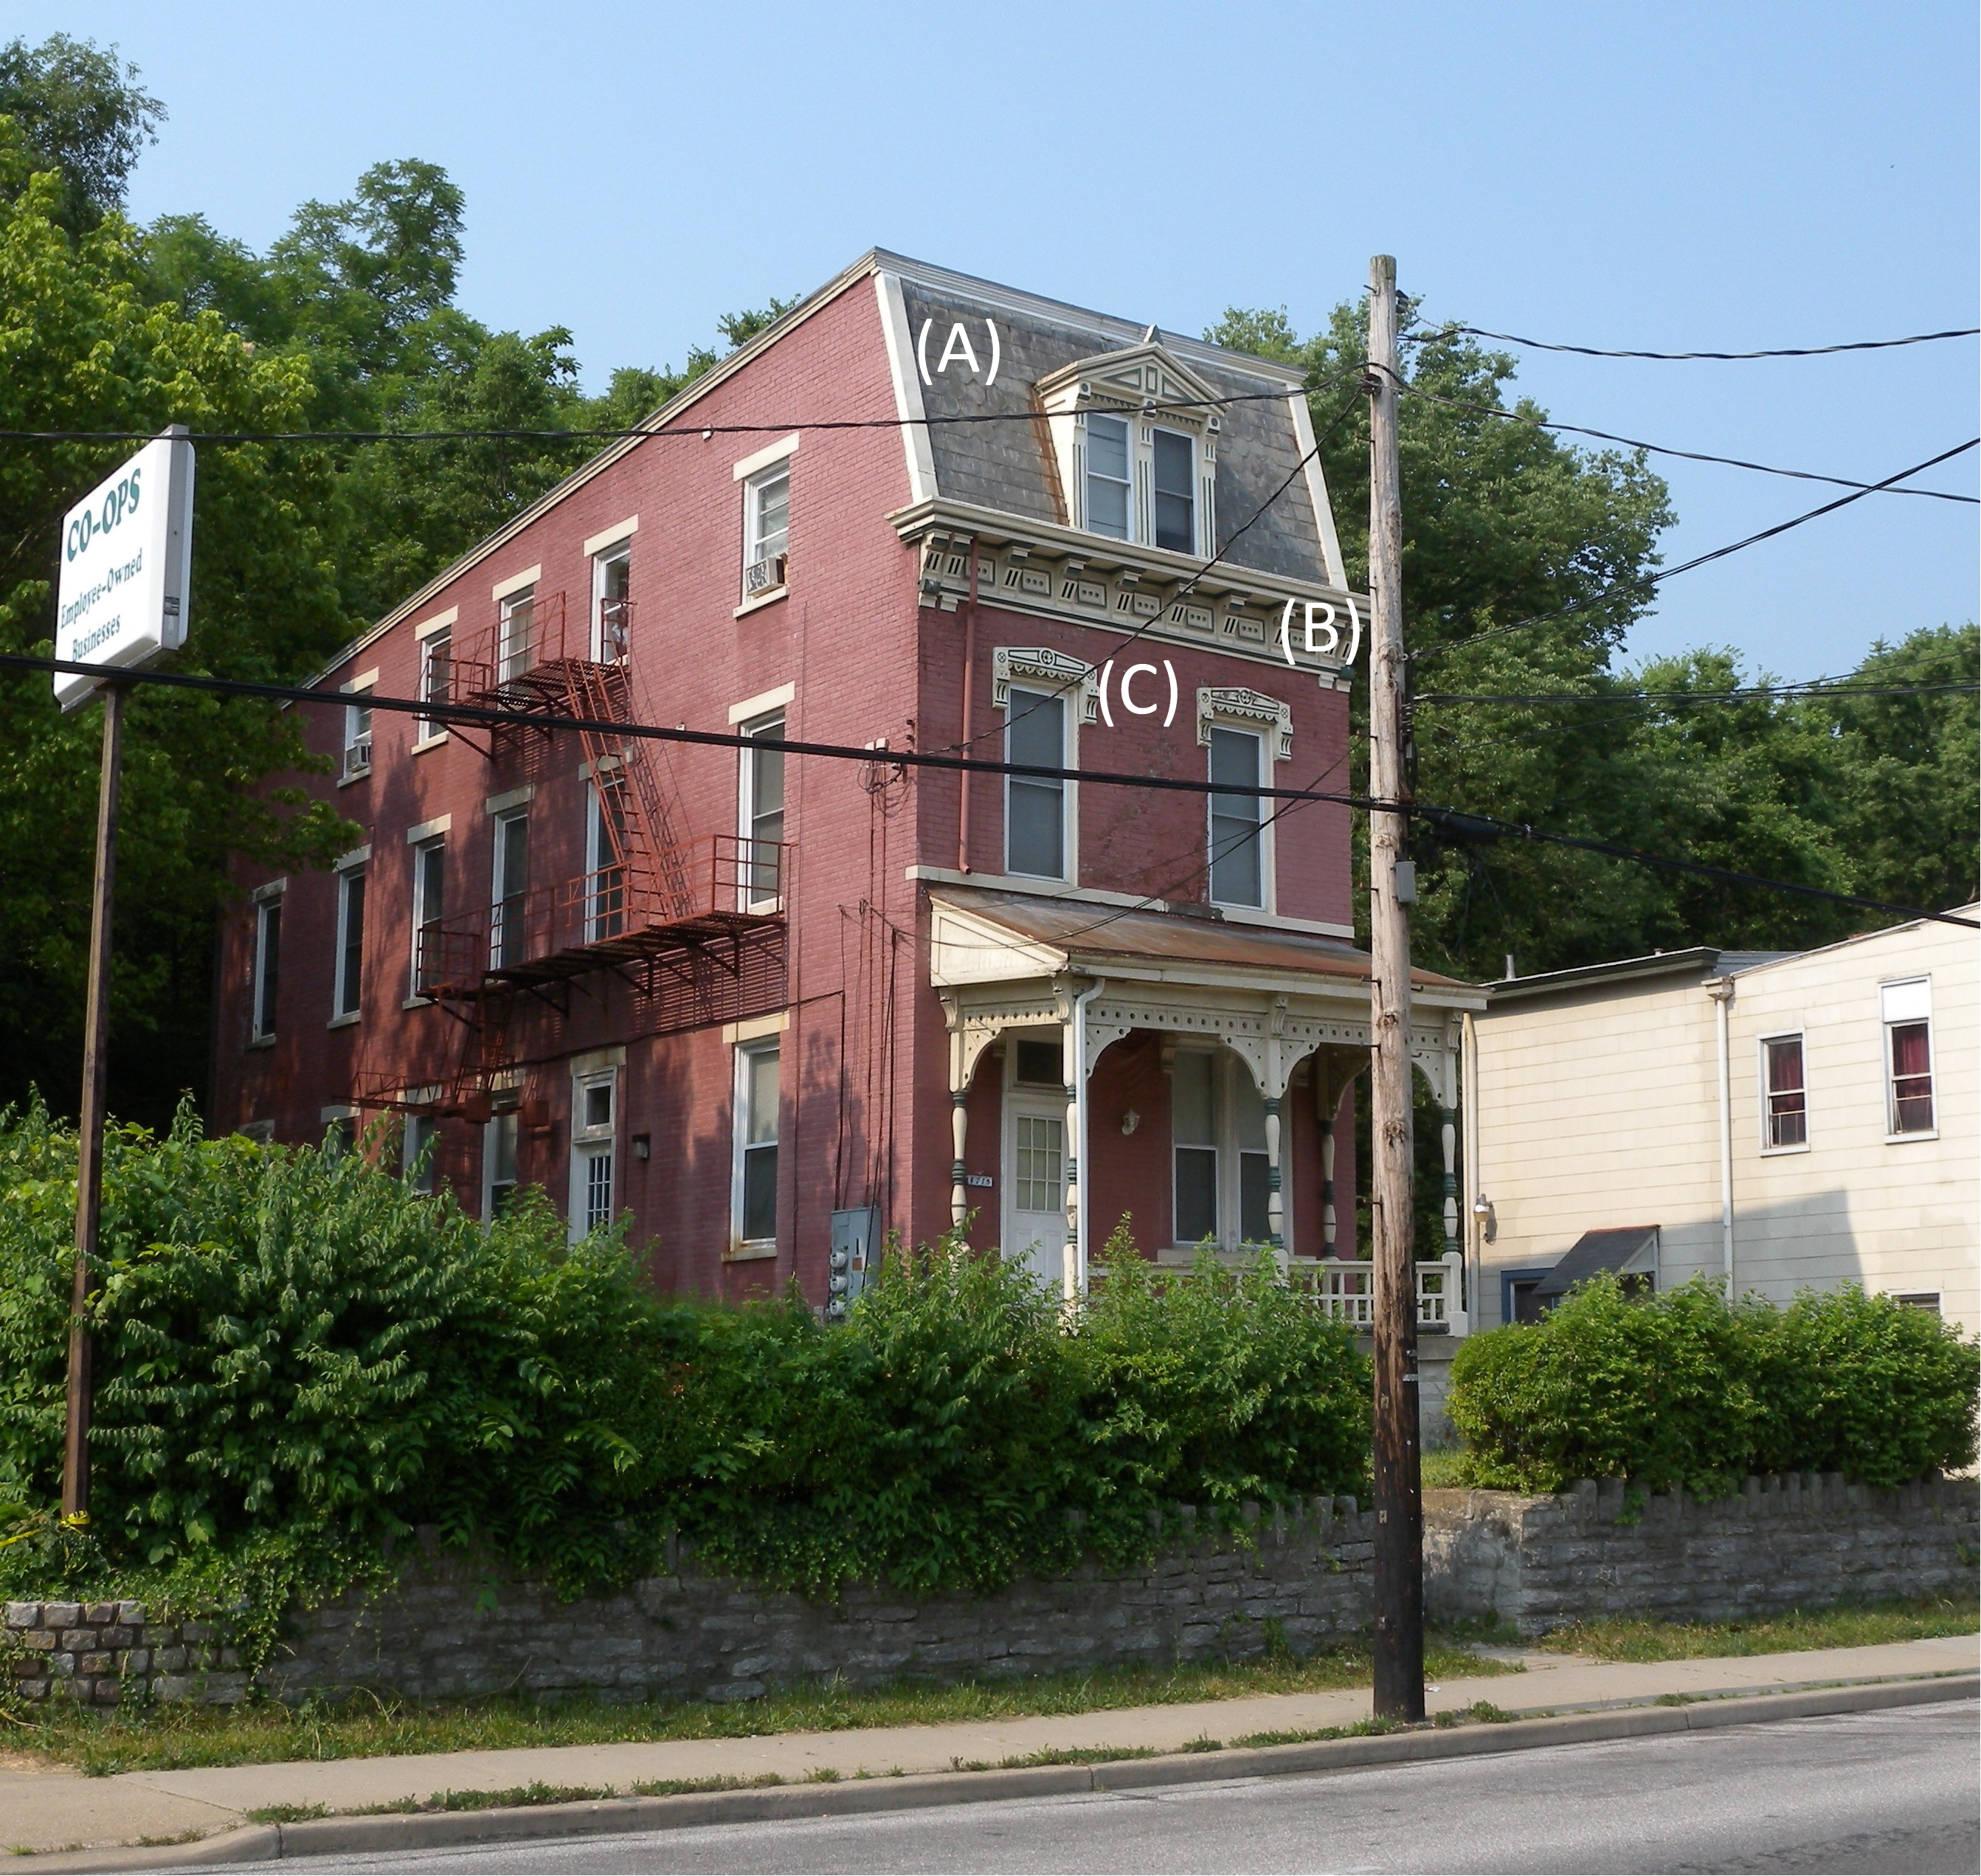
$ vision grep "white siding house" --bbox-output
[1466,910,1978,1334]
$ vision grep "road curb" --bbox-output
[17,1672,1977,1871]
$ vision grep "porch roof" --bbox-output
[930,887,1484,1007]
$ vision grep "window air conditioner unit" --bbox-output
[744,553,787,596]
[342,737,372,778]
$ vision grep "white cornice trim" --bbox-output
[1288,392,1348,589]
[907,868,1353,941]
[874,271,937,504]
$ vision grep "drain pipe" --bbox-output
[1071,978,1105,1299]
[1707,977,1735,1292]
[956,544,978,873]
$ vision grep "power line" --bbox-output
[1422,436,1981,662]
[1391,375,1978,506]
[1433,324,1981,362]
[6,651,1973,933]
[1418,679,1977,706]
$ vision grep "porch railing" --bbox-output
[1287,1250,1468,1336]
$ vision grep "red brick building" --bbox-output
[212,252,1479,1306]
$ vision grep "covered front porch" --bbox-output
[930,887,1487,1333]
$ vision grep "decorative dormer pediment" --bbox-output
[1033,337,1220,555]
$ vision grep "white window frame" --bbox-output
[1206,724,1270,911]
[1083,410,1133,541]
[737,710,786,913]
[331,860,366,1022]
[409,834,446,1000]
[1003,682,1073,882]
[250,887,283,1042]
[497,585,536,685]
[1149,425,1197,555]
[1757,1031,1810,1155]
[1881,978,1937,1141]
[482,1103,520,1221]
[741,463,791,601]
[568,1067,618,1242]
[414,620,452,747]
[1169,1048,1275,1253]
[584,775,626,941]
[732,1039,781,1255]
[591,541,632,663]
[403,1110,440,1194]
[341,681,374,782]
[491,807,530,968]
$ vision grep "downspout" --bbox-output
[956,544,978,873]
[1461,1009,1481,1333]
[1072,977,1105,1298]
[1707,977,1735,1292]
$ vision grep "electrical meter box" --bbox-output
[826,1206,880,1321]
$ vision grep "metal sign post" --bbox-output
[54,426,193,1526]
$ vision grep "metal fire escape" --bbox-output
[353,589,789,1121]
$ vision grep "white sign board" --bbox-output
[54,431,195,711]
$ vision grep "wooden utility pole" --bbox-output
[1366,254,1425,1720]
[61,679,126,1526]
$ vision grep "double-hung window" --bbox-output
[570,1070,616,1239]
[333,863,365,1020]
[1085,413,1132,540]
[416,628,451,741]
[410,837,445,997]
[593,545,631,663]
[1172,1051,1219,1245]
[483,1106,519,1219]
[743,465,790,598]
[1005,685,1067,879]
[1208,726,1265,908]
[585,778,626,940]
[404,1112,439,1194]
[735,1041,780,1249]
[342,687,373,780]
[1760,1034,1807,1149]
[1152,429,1195,553]
[1882,980,1935,1135]
[251,891,283,1041]
[1171,1050,1273,1250]
[739,713,785,909]
[491,810,530,967]
[497,586,535,685]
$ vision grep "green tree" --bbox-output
[0,33,162,234]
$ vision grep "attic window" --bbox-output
[1086,415,1131,539]
[1152,429,1195,552]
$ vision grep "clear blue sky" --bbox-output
[38,0,1981,677]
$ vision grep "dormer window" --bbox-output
[1036,342,1217,558]
[1085,415,1132,540]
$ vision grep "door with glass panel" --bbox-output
[1004,1092,1068,1292]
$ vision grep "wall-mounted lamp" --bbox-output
[1120,1108,1140,1137]
[632,1133,651,1162]
[1472,1194,1496,1243]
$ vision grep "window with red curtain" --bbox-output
[1888,1021,1935,1133]
[1763,1034,1807,1148]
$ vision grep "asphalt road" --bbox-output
[216,1703,1980,1875]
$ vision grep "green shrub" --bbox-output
[0,1104,1371,1644]
[1448,1270,1979,1494]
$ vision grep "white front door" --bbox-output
[1004,1093,1068,1292]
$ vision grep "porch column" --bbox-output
[1264,1095,1284,1250]
[950,1089,968,1232]
[1440,1104,1459,1259]
[1317,1059,1339,1259]
[1062,1076,1080,1304]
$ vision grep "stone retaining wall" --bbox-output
[6,1475,1972,1706]
[1425,1472,1979,1635]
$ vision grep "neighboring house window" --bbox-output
[342,687,373,780]
[1085,413,1132,540]
[1172,1050,1218,1244]
[333,864,365,1019]
[411,836,445,996]
[252,892,283,1040]
[483,1107,519,1219]
[404,1112,438,1194]
[1207,725,1265,907]
[417,628,451,741]
[593,544,631,662]
[735,1041,779,1247]
[570,1070,616,1238]
[1882,979,1935,1135]
[739,712,785,909]
[1171,1050,1272,1250]
[742,465,789,598]
[1005,685,1067,879]
[1760,1034,1807,1149]
[586,777,627,940]
[498,586,535,684]
[1152,429,1195,553]
[323,1110,356,1159]
[491,810,530,967]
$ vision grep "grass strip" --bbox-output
[1532,1595,1978,1663]
[21,1640,1510,1777]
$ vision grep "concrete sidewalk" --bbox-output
[1,1634,1974,1859]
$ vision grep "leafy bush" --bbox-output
[1448,1272,1980,1494]
[0,1104,1370,1644]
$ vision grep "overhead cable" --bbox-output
[1431,325,1981,362]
